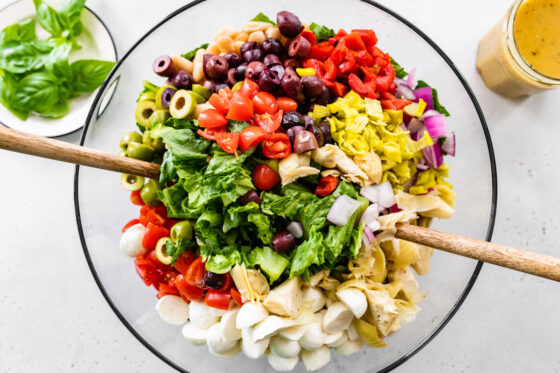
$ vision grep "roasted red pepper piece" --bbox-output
[310,42,334,61]
[344,32,367,51]
[300,30,316,45]
[331,81,348,97]
[348,73,368,96]
[323,59,338,81]
[355,50,374,66]
[339,60,357,74]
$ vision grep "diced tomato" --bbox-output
[329,46,346,65]
[348,73,368,96]
[185,257,205,287]
[142,223,169,250]
[139,205,166,227]
[197,126,226,140]
[198,109,228,128]
[252,92,278,114]
[227,91,254,121]
[253,164,281,190]
[122,219,140,232]
[130,190,144,206]
[161,270,178,284]
[145,250,169,269]
[217,273,233,292]
[300,30,316,45]
[331,81,348,97]
[239,126,267,152]
[255,110,283,133]
[157,283,180,299]
[208,88,232,114]
[174,251,196,274]
[315,176,339,197]
[344,32,366,51]
[276,97,298,112]
[205,289,231,310]
[239,79,259,99]
[134,258,159,287]
[262,133,292,159]
[176,274,204,302]
[230,288,243,306]
[215,132,239,155]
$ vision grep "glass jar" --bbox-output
[476,0,560,97]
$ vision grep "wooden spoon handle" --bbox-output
[0,127,160,179]
[396,223,560,282]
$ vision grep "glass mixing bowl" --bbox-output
[74,1,497,371]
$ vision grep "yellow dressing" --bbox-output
[514,0,560,78]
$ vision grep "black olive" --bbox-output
[203,271,225,289]
[167,70,193,89]
[276,11,304,38]
[272,230,296,254]
[153,55,175,77]
[318,121,332,144]
[238,190,262,205]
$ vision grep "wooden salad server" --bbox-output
[1,126,559,282]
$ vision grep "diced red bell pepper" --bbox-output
[331,81,348,97]
[310,42,334,62]
[302,59,324,78]
[335,29,348,38]
[352,29,378,51]
[375,75,394,92]
[380,98,412,111]
[348,73,368,96]
[329,46,346,65]
[344,32,367,51]
[339,60,357,75]
[300,30,316,45]
[355,50,374,66]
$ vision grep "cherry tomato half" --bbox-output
[157,283,179,299]
[198,109,227,128]
[142,223,169,250]
[227,91,254,121]
[239,126,267,152]
[215,132,239,155]
[176,274,204,302]
[255,110,283,133]
[122,219,140,232]
[205,289,232,310]
[252,92,278,114]
[197,126,226,140]
[253,164,281,190]
[139,205,166,227]
[130,190,144,206]
[276,97,298,112]
[208,88,232,114]
[230,287,244,306]
[262,133,292,159]
[185,257,205,287]
[174,250,196,274]
[239,78,259,99]
[134,258,159,287]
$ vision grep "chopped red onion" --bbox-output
[424,114,447,139]
[360,203,379,230]
[416,158,429,171]
[326,195,362,226]
[442,131,456,156]
[360,181,395,209]
[414,86,433,110]
[286,221,304,239]
[406,67,417,89]
[421,109,440,119]
[422,143,443,168]
[407,117,424,133]
[395,84,416,101]
[363,225,375,243]
[394,77,407,86]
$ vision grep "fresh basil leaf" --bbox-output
[390,57,408,79]
[14,71,60,113]
[309,22,334,42]
[0,18,36,45]
[60,0,85,38]
[181,43,209,61]
[33,0,67,38]
[69,59,115,93]
[0,71,29,120]
[36,97,70,118]
[415,80,450,116]
[46,42,72,80]
[250,12,276,26]
[0,39,56,73]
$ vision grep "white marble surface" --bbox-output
[1,0,559,372]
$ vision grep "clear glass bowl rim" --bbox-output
[73,1,498,372]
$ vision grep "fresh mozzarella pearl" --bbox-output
[302,287,326,313]
[241,328,269,359]
[119,224,146,257]
[211,341,241,357]
[182,322,208,345]
[322,302,354,334]
[252,315,294,341]
[299,321,327,350]
[334,339,363,355]
[301,345,331,371]
[207,323,237,355]
[267,352,299,371]
[279,325,306,341]
[346,321,359,341]
[220,309,241,341]
[236,302,268,329]
[155,295,189,325]
[324,331,343,345]
[209,306,228,318]
[189,301,219,329]
[336,289,368,318]
[326,332,347,348]
[270,335,301,358]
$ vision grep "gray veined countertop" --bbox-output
[0,0,559,372]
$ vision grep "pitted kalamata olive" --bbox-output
[282,111,304,128]
[205,55,229,81]
[303,115,314,128]
[262,38,284,56]
[288,35,312,59]
[258,69,281,93]
[224,52,243,68]
[227,68,238,87]
[281,67,302,99]
[272,230,296,254]
[263,54,282,67]
[318,121,332,144]
[243,48,263,63]
[160,87,176,109]
[269,64,285,79]
[234,63,247,81]
[305,122,324,147]
[246,61,266,81]
[286,125,305,144]
[203,79,216,92]
[214,83,228,93]
[153,55,175,77]
[167,70,193,89]
[283,58,300,69]
[203,271,225,289]
[301,75,323,98]
[276,11,304,38]
[239,190,262,205]
[240,41,260,54]
[293,130,318,153]
[202,54,212,76]
[315,85,331,105]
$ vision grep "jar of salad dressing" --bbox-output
[476,0,560,97]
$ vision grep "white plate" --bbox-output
[0,0,117,137]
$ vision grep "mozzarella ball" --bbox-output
[236,302,268,329]
[207,323,237,355]
[299,321,327,350]
[119,224,146,257]
[155,295,189,325]
[326,332,347,348]
[334,339,363,356]
[336,289,368,318]
[346,321,360,341]
[301,345,331,371]
[241,328,269,359]
[270,335,301,358]
[279,325,306,341]
[220,309,241,341]
[322,302,354,334]
[182,322,208,345]
[267,352,299,371]
[302,287,326,313]
[189,301,220,329]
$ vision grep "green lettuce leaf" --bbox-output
[205,248,242,274]
[246,246,289,283]
[289,227,325,278]
[390,57,408,79]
